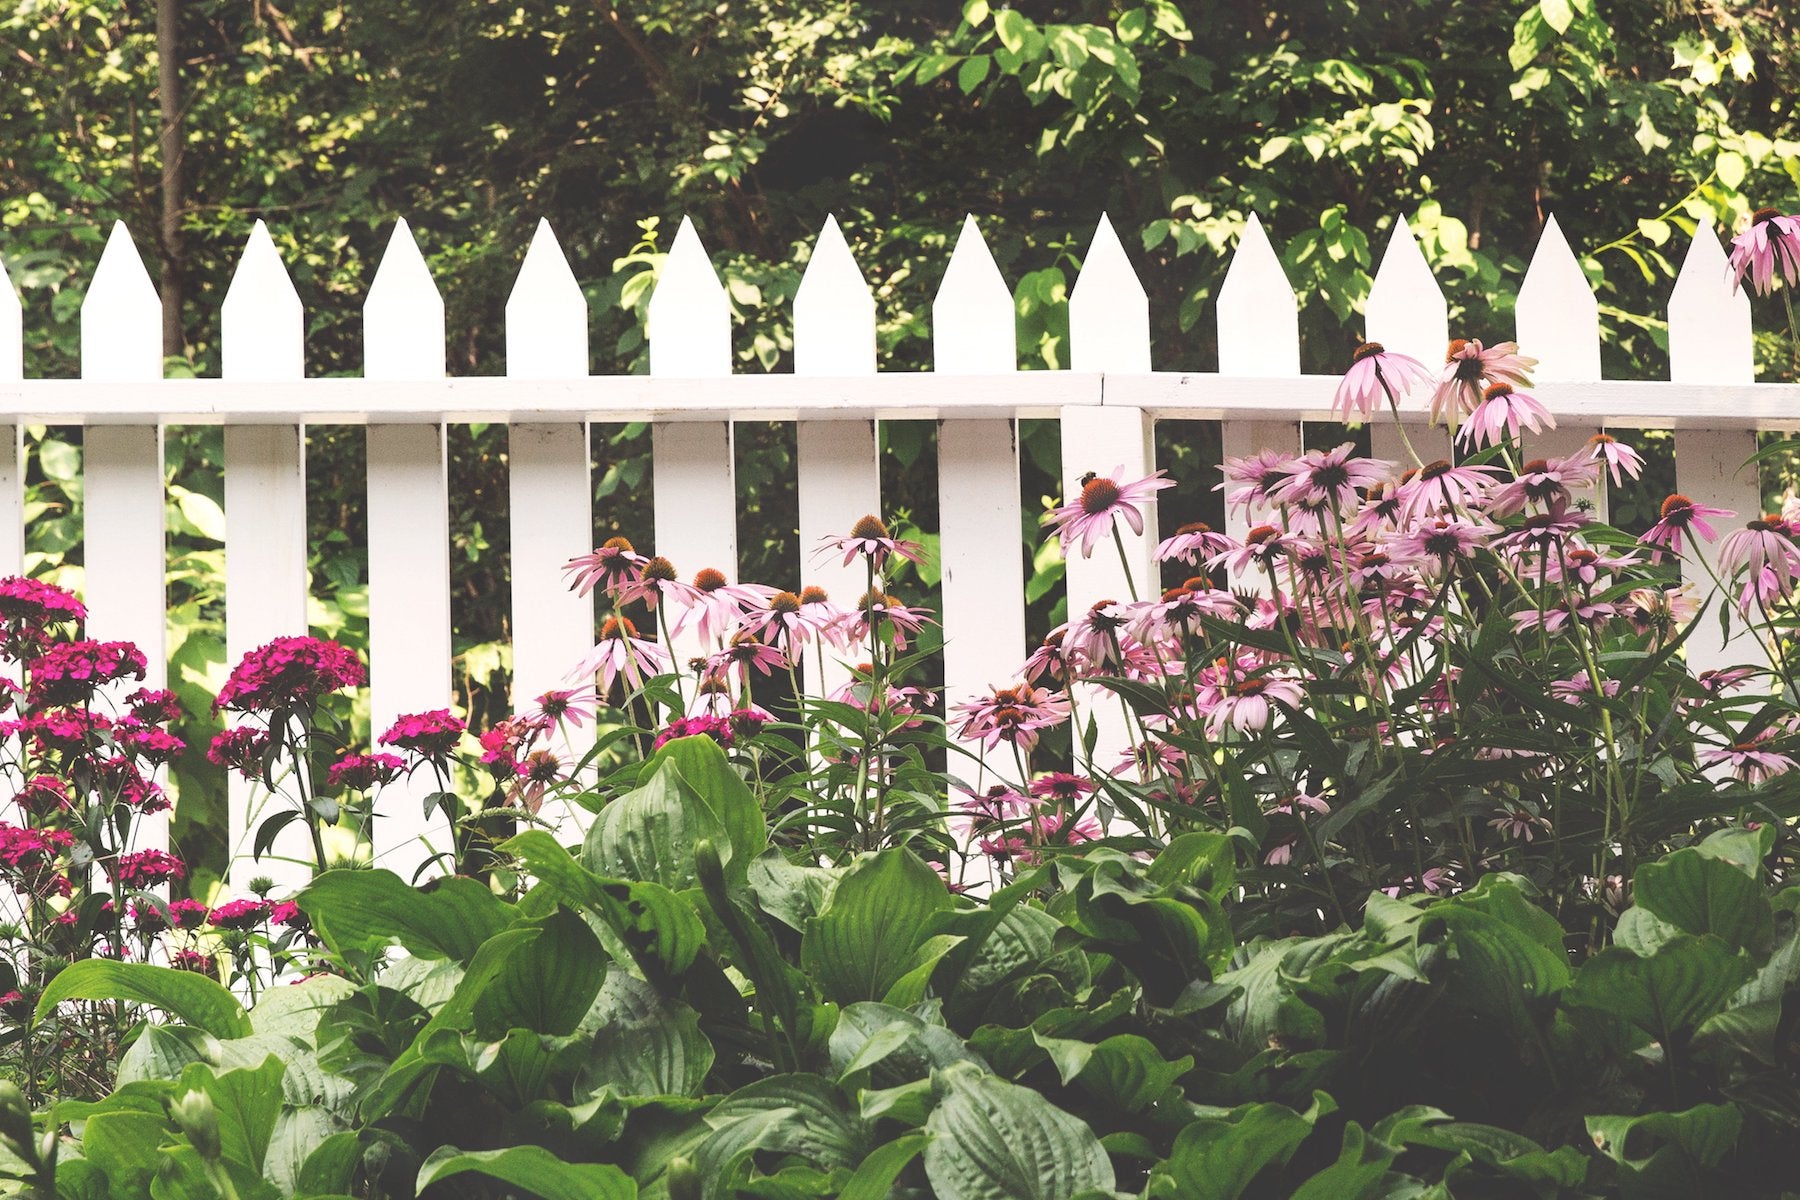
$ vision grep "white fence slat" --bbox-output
[794,216,881,698]
[1070,213,1150,373]
[1217,213,1299,378]
[0,250,20,383]
[221,222,312,891]
[79,223,169,858]
[1516,215,1601,381]
[648,217,736,673]
[1364,213,1448,374]
[1217,216,1304,539]
[505,219,593,718]
[365,220,453,880]
[932,216,1029,782]
[1670,224,1760,677]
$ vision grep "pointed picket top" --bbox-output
[81,221,162,382]
[1515,215,1600,380]
[0,253,19,381]
[794,215,876,375]
[933,215,1015,373]
[222,220,305,382]
[1216,213,1299,376]
[506,219,589,379]
[1364,214,1448,371]
[363,218,445,380]
[1668,223,1753,384]
[648,216,732,378]
[1070,213,1151,372]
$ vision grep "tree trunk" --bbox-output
[156,0,184,360]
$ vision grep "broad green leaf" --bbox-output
[706,1074,873,1171]
[472,906,605,1038]
[183,1056,285,1173]
[923,1063,1114,1200]
[1030,1032,1192,1112]
[1566,936,1755,1044]
[416,1145,637,1200]
[1633,848,1773,954]
[264,1107,338,1197]
[504,829,706,979]
[651,734,768,868]
[115,1025,223,1086]
[1587,1103,1740,1172]
[803,848,952,1004]
[1540,0,1574,35]
[579,968,714,1099]
[1153,1095,1332,1199]
[82,1110,170,1197]
[1286,1122,1393,1200]
[586,758,730,890]
[36,961,252,1039]
[299,869,518,963]
[842,1133,929,1200]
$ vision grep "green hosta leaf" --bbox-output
[829,1002,983,1086]
[706,1074,874,1171]
[1286,1122,1394,1200]
[1694,823,1774,876]
[580,968,714,1099]
[264,1107,338,1197]
[586,758,731,890]
[299,869,518,964]
[1566,936,1755,1045]
[1151,1094,1333,1199]
[81,1110,169,1197]
[36,961,252,1039]
[923,1064,1114,1200]
[504,829,706,980]
[184,1056,285,1173]
[416,1145,637,1200]
[115,1025,223,1086]
[1586,1104,1741,1180]
[841,1133,929,1200]
[1632,848,1773,954]
[1030,1032,1193,1112]
[804,848,952,1005]
[651,734,768,869]
[472,906,605,1038]
[1427,896,1569,1055]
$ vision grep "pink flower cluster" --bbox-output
[215,635,366,713]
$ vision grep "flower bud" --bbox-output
[167,1090,221,1161]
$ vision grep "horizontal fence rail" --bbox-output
[0,209,1791,884]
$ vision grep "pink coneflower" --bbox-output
[564,537,648,598]
[1618,586,1699,643]
[1394,459,1500,522]
[1736,564,1788,617]
[1219,450,1301,521]
[1511,599,1615,635]
[1062,599,1134,671]
[1267,791,1331,816]
[570,615,670,694]
[1204,674,1304,738]
[1487,456,1597,519]
[1698,665,1761,694]
[508,747,571,814]
[1718,517,1800,590]
[1269,444,1391,511]
[685,568,778,646]
[1022,629,1079,686]
[1539,545,1637,587]
[1118,739,1186,777]
[708,631,787,682]
[1727,208,1800,297]
[843,590,932,651]
[1390,515,1497,571]
[1640,494,1735,560]
[1029,772,1096,805]
[1209,523,1299,579]
[1492,505,1592,559]
[1456,382,1554,450]
[1045,467,1175,559]
[1381,866,1452,898]
[952,784,1031,841]
[816,515,924,571]
[1700,729,1796,784]
[952,683,1071,752]
[1488,808,1549,842]
[1334,341,1432,423]
[520,685,599,730]
[1017,811,1104,863]
[1587,434,1645,486]
[614,555,703,617]
[742,590,837,652]
[1432,338,1538,424]
[797,586,855,652]
[1130,584,1240,643]
[1154,521,1235,566]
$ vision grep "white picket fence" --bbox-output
[0,208,1791,891]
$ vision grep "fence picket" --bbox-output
[1218,213,1302,537]
[648,217,737,684]
[933,217,1026,782]
[364,219,454,881]
[1669,223,1760,677]
[506,219,593,728]
[80,222,169,863]
[1364,214,1450,466]
[1515,215,1604,478]
[0,252,21,578]
[1066,215,1157,772]
[794,216,880,699]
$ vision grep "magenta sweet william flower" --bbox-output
[113,849,186,888]
[269,900,308,929]
[126,687,183,725]
[208,727,272,779]
[379,708,467,759]
[171,948,215,975]
[13,775,71,816]
[1044,467,1175,559]
[327,752,406,791]
[216,636,366,713]
[168,898,210,931]
[208,898,272,931]
[653,714,734,751]
[26,639,148,706]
